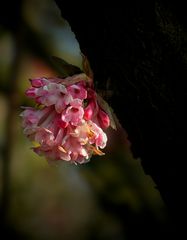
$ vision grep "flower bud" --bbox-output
[84,100,95,120]
[30,78,44,88]
[25,88,36,98]
[98,109,110,129]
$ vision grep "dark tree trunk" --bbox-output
[55,1,185,238]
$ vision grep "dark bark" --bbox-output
[55,1,185,238]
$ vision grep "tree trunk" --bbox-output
[55,1,185,238]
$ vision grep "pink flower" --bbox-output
[26,80,72,113]
[88,121,107,149]
[35,128,55,147]
[20,107,53,137]
[62,134,90,163]
[36,83,72,113]
[62,99,84,126]
[20,73,112,164]
[20,107,39,128]
[67,82,87,100]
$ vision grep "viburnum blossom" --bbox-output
[20,70,114,164]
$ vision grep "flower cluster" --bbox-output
[20,73,111,164]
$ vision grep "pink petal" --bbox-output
[62,105,84,126]
[70,98,82,108]
[67,84,87,99]
[25,88,37,98]
[35,128,55,146]
[30,78,45,88]
[55,98,66,113]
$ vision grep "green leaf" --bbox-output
[51,56,82,77]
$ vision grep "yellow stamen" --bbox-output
[93,148,105,156]
[58,146,67,153]
[32,141,41,147]
[88,130,95,138]
[89,145,105,156]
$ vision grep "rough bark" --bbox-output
[55,1,185,237]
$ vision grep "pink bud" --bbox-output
[84,107,93,120]
[30,78,44,88]
[84,100,95,120]
[98,109,110,129]
[25,88,36,98]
